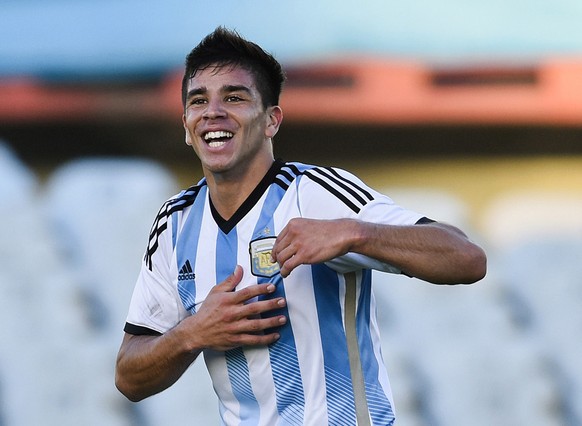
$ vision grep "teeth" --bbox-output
[208,141,227,148]
[204,131,233,141]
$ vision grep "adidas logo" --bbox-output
[178,260,195,281]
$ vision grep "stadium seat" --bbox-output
[481,190,582,249]
[380,187,474,232]
[43,157,179,338]
[499,238,582,425]
[0,144,132,425]
[373,258,562,425]
[43,157,220,425]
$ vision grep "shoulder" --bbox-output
[144,181,207,270]
[164,179,206,212]
[288,162,376,214]
[150,183,205,236]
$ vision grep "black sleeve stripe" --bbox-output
[304,170,360,213]
[278,168,294,182]
[274,177,290,190]
[281,162,374,214]
[124,323,163,336]
[274,167,294,189]
[147,202,171,242]
[144,185,201,270]
[323,167,374,202]
[285,163,303,177]
[146,187,197,243]
[312,167,369,206]
[144,221,168,265]
[277,163,305,190]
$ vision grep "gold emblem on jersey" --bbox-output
[249,237,280,278]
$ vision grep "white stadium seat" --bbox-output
[43,157,220,425]
[0,144,131,425]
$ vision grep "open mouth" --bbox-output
[204,131,233,148]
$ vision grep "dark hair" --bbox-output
[181,27,285,109]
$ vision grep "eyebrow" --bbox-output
[223,84,253,95]
[186,87,207,99]
[186,84,253,101]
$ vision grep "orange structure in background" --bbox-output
[279,58,582,126]
[2,58,582,126]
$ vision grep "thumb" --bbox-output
[218,265,244,292]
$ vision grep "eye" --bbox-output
[189,97,207,106]
[226,95,243,102]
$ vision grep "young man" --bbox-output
[115,27,486,425]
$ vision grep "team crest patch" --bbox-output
[249,237,280,278]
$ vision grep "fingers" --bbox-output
[272,240,303,278]
[229,328,282,348]
[185,265,290,351]
[241,294,286,317]
[272,218,352,277]
[271,227,296,277]
[236,279,272,297]
[228,285,287,347]
[236,313,287,338]
[212,266,277,302]
[278,254,300,278]
[279,265,293,278]
[215,265,243,292]
[271,218,319,277]
[214,266,280,300]
[214,289,287,350]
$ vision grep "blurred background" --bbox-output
[1,1,582,425]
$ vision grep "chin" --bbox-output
[203,161,234,175]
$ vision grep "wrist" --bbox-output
[345,219,369,253]
[171,317,204,357]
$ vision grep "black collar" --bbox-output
[209,159,284,234]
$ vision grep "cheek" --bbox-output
[183,122,194,145]
[184,109,201,128]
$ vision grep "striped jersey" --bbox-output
[124,160,424,426]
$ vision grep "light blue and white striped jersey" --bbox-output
[125,160,424,426]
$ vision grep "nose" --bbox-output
[202,98,226,119]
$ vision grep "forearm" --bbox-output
[115,327,201,402]
[349,220,487,284]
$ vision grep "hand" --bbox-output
[183,266,287,351]
[271,218,356,277]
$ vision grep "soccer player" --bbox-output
[115,27,487,426]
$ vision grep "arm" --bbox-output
[271,218,486,284]
[115,266,287,401]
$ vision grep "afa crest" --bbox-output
[249,237,280,278]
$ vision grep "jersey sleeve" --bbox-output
[296,166,425,274]
[124,204,188,335]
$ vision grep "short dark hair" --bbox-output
[181,27,285,109]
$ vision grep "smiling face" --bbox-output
[182,64,283,184]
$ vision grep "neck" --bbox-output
[205,156,274,220]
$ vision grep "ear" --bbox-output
[182,114,192,146]
[265,106,283,139]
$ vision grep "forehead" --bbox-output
[186,65,258,91]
